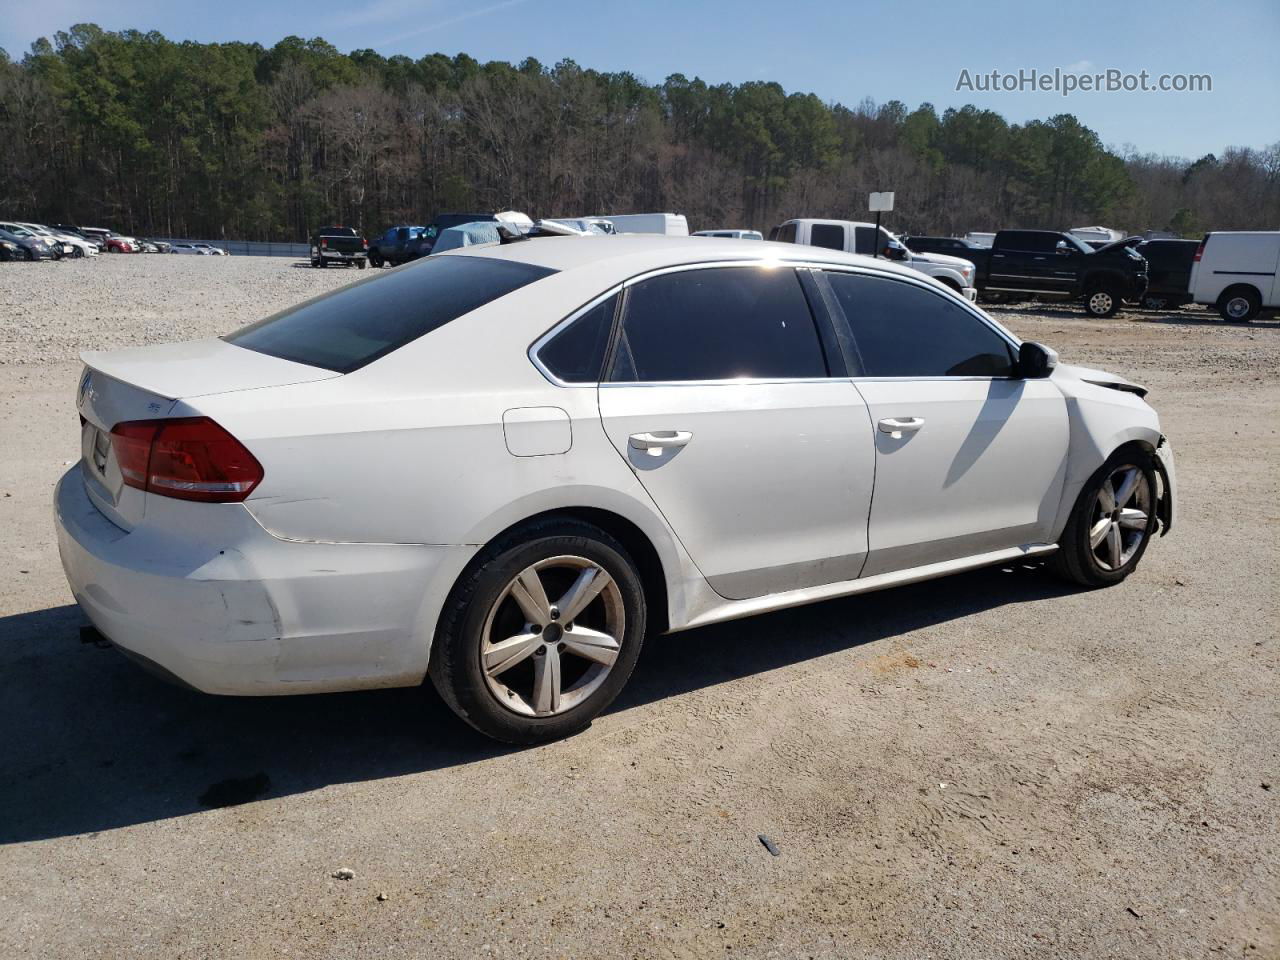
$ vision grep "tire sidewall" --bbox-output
[1085,285,1120,317]
[1068,451,1158,586]
[432,524,647,743]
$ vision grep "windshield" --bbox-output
[1063,234,1093,254]
[226,255,556,373]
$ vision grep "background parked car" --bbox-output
[169,243,209,255]
[1133,239,1199,309]
[104,233,140,253]
[0,235,24,261]
[191,242,228,256]
[961,229,1148,317]
[0,226,55,260]
[141,239,171,254]
[20,223,98,257]
[309,225,367,268]
[771,218,978,300]
[51,224,105,252]
[1189,231,1280,322]
[368,225,433,267]
[0,222,65,259]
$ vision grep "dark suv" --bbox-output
[1133,239,1198,310]
[368,225,431,268]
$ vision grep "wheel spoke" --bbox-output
[561,625,620,667]
[531,645,562,714]
[509,566,552,627]
[1118,508,1148,530]
[1089,516,1112,548]
[483,632,543,677]
[1097,481,1116,513]
[557,566,612,624]
[1112,468,1140,508]
[1106,524,1123,568]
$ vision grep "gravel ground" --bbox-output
[1,254,1277,959]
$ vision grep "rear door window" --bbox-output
[608,267,828,382]
[810,223,846,251]
[854,227,878,255]
[825,272,1015,378]
[226,256,556,373]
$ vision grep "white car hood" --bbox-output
[1053,362,1148,397]
[910,250,976,269]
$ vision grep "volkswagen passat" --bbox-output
[55,237,1176,743]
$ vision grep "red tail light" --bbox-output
[1193,238,1205,262]
[321,237,328,248]
[110,417,263,503]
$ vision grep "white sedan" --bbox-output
[55,237,1175,743]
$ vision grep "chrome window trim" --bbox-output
[528,257,1022,388]
[528,283,625,387]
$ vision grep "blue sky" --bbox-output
[4,0,1276,158]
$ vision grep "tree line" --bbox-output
[1,23,1276,242]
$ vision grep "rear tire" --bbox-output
[429,517,648,744]
[1050,447,1158,588]
[368,251,383,268]
[1218,287,1261,323]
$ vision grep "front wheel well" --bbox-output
[464,507,670,635]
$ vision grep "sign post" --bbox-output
[868,191,894,257]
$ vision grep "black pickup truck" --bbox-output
[966,229,1147,317]
[309,226,367,268]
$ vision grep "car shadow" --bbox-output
[1,563,1073,844]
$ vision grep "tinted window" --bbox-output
[227,256,556,373]
[999,231,1057,253]
[810,224,846,250]
[609,268,827,382]
[854,227,878,255]
[538,295,618,383]
[776,223,797,244]
[826,272,1015,377]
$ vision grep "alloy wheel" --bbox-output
[480,556,625,717]
[1087,464,1152,571]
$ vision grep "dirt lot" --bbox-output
[1,254,1277,959]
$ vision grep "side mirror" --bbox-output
[1018,341,1058,379]
[883,242,908,261]
[1055,240,1072,255]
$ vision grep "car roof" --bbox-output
[441,233,925,282]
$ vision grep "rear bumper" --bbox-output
[54,466,473,695]
[317,250,366,262]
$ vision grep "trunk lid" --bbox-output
[76,338,338,529]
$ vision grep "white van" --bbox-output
[597,213,689,236]
[692,229,764,240]
[1188,232,1280,322]
[770,218,978,301]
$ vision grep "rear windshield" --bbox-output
[225,255,556,373]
